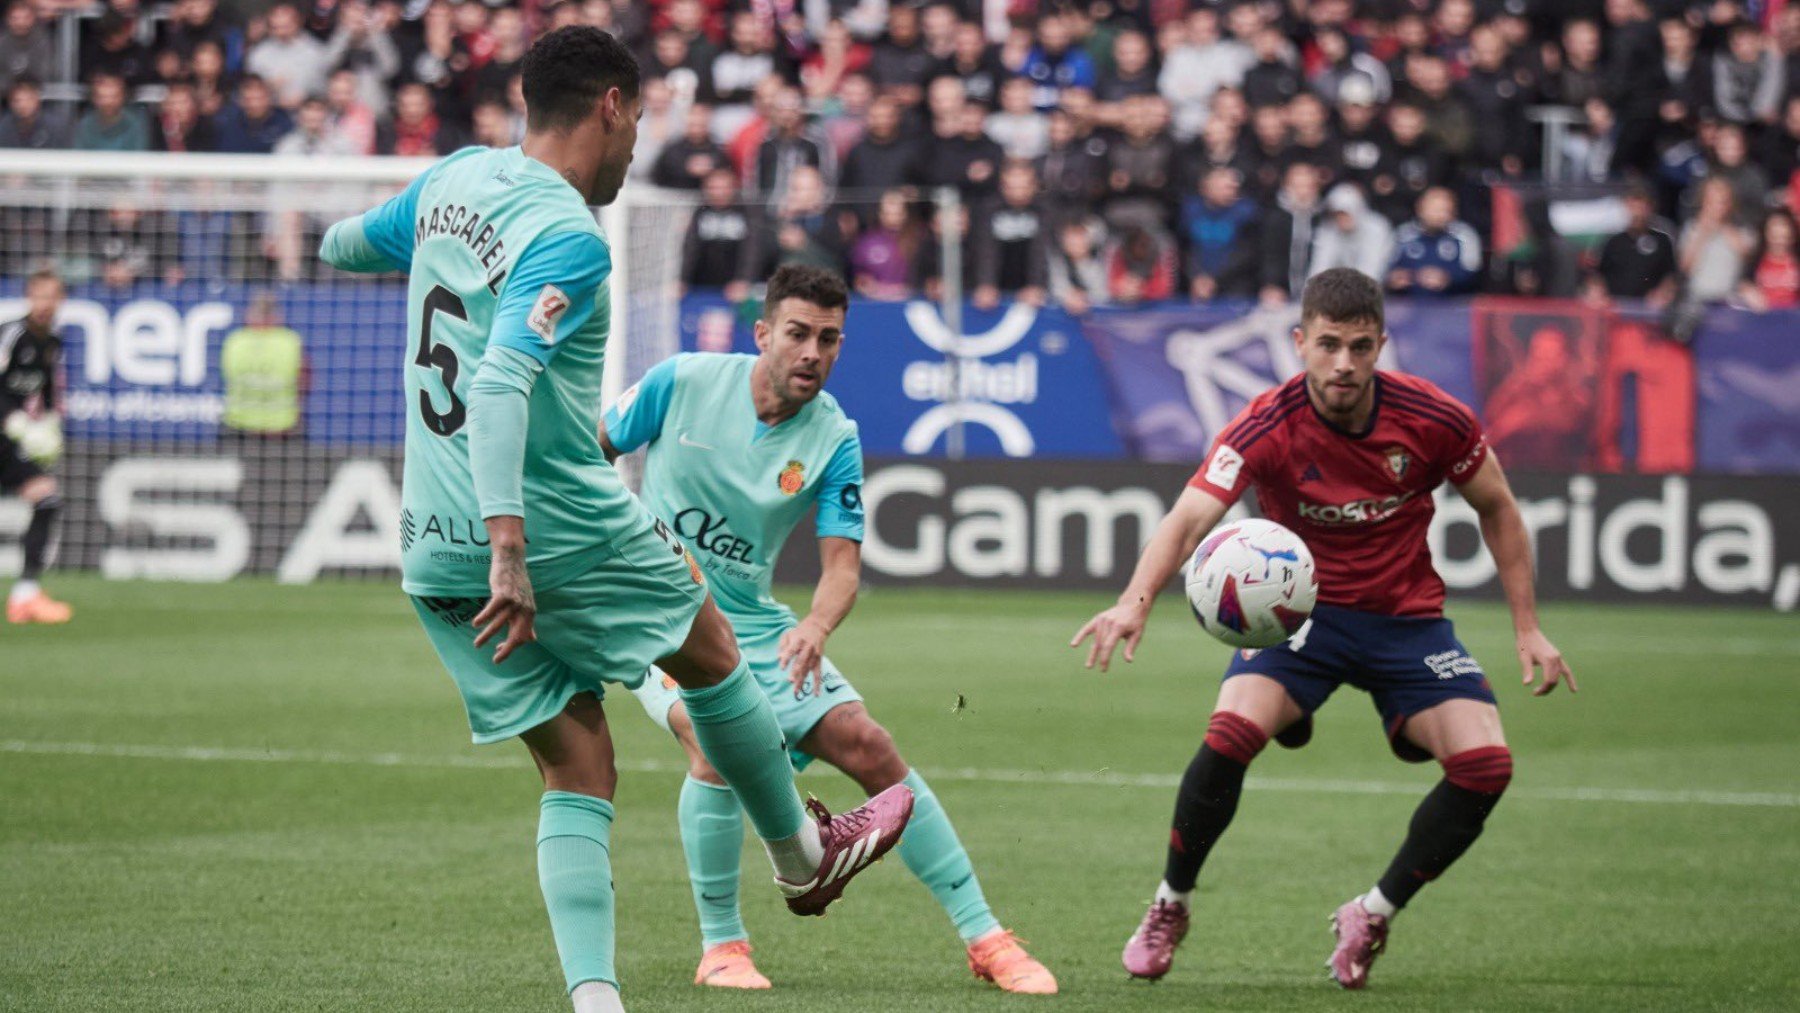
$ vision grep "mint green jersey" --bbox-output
[604,353,865,636]
[324,146,653,596]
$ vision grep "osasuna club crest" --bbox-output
[1385,446,1411,481]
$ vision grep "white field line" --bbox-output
[73,602,1800,658]
[902,617,1800,657]
[4,739,1797,810]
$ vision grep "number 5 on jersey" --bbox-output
[416,284,470,436]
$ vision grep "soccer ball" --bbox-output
[1185,518,1318,648]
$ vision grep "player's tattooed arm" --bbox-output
[473,517,537,664]
[781,537,861,697]
[1456,454,1576,696]
[1072,486,1229,672]
[596,421,621,464]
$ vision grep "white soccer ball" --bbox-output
[1185,518,1318,648]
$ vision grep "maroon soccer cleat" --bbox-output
[1122,899,1190,980]
[776,784,914,916]
[1328,897,1389,989]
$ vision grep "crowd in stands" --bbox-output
[4,0,1800,310]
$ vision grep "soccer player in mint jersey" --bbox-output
[1073,268,1576,990]
[600,264,1057,996]
[317,29,911,1013]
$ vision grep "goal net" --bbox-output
[0,150,688,584]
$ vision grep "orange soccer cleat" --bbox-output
[7,590,71,625]
[967,930,1058,994]
[693,941,771,990]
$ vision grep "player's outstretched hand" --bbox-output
[779,618,829,697]
[1517,628,1575,697]
[474,544,537,664]
[1071,601,1150,673]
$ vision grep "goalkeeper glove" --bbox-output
[9,411,62,465]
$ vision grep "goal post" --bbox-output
[0,149,687,583]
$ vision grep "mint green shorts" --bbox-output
[411,523,708,744]
[631,625,862,770]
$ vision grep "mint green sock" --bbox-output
[679,775,749,949]
[678,660,805,841]
[537,791,618,992]
[898,769,1001,943]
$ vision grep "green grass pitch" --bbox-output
[3,576,1798,1011]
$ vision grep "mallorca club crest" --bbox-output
[778,459,806,496]
[1384,446,1411,482]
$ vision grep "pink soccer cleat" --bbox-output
[1122,899,1189,980]
[1328,897,1389,990]
[777,784,914,917]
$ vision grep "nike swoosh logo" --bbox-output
[700,892,734,903]
[824,682,846,694]
[949,874,972,891]
[678,433,715,450]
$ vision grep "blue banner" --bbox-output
[1,280,410,445]
[8,279,1795,474]
[1694,308,1800,474]
[1080,300,1479,462]
[677,295,1124,458]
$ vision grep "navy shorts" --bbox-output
[1222,604,1497,762]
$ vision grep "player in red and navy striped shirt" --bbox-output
[1073,268,1575,990]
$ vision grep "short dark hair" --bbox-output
[1300,267,1384,330]
[521,26,640,132]
[763,264,848,319]
[26,265,62,290]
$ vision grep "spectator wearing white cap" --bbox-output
[1309,27,1390,109]
[1332,77,1387,192]
[1310,182,1394,282]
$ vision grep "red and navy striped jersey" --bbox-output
[1188,371,1489,618]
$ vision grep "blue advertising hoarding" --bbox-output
[0,280,410,445]
[1079,300,1479,462]
[6,281,1795,474]
[676,294,1125,458]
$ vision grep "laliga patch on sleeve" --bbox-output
[527,284,571,344]
[615,382,641,414]
[1205,445,1244,490]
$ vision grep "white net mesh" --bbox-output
[0,153,491,582]
[0,152,953,584]
[607,187,693,399]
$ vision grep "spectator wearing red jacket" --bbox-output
[1740,207,1800,309]
[1106,224,1177,303]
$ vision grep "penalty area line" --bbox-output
[2,738,1796,810]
